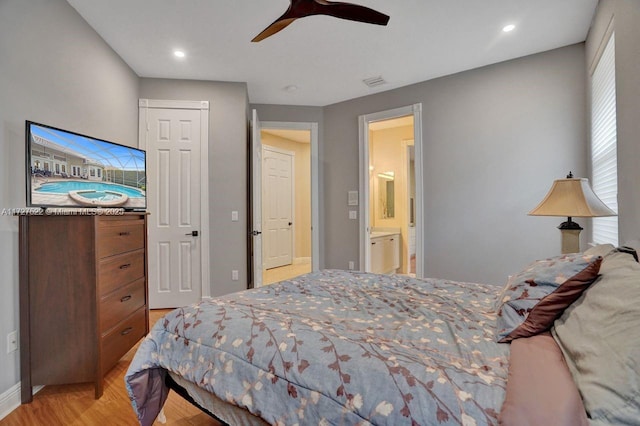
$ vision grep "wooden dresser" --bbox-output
[19,213,149,402]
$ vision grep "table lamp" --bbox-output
[529,172,617,254]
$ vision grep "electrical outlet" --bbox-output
[231,270,239,281]
[7,330,17,354]
[348,261,355,270]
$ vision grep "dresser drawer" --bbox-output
[101,307,147,374]
[100,278,146,333]
[98,249,145,296]
[97,220,145,259]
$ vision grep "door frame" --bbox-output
[404,140,415,274]
[138,98,211,301]
[251,120,320,287]
[250,110,263,288]
[262,144,296,269]
[358,103,425,278]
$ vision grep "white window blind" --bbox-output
[591,32,618,246]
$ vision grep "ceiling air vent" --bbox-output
[363,76,387,88]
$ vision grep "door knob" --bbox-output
[251,230,262,236]
[288,222,292,226]
[185,230,199,237]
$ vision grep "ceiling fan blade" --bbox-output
[314,0,389,25]
[251,0,389,42]
[252,18,297,42]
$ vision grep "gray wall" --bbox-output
[322,44,588,285]
[587,0,640,245]
[0,0,139,395]
[140,79,249,297]
[251,104,324,125]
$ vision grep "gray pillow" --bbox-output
[583,243,615,258]
[552,251,640,424]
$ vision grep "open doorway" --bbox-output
[368,116,415,275]
[359,104,424,278]
[260,128,312,284]
[250,114,319,288]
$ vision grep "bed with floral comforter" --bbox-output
[126,269,509,425]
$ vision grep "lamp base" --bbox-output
[558,220,583,230]
[560,228,581,254]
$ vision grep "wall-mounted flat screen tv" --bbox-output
[26,121,146,211]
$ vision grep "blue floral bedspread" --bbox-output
[126,270,509,425]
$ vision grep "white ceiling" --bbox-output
[66,0,599,107]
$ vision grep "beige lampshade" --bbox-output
[529,178,617,218]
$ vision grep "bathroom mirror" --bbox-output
[378,172,395,219]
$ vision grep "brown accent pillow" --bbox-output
[499,331,588,426]
[496,254,602,343]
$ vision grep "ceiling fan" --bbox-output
[252,0,390,42]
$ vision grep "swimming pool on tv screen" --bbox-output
[35,181,145,198]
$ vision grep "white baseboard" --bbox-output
[0,382,43,421]
[0,382,20,421]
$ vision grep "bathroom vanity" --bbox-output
[370,230,400,274]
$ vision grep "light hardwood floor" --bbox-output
[262,261,311,285]
[2,310,221,426]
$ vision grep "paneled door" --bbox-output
[139,100,209,308]
[262,146,294,269]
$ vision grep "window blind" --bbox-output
[591,32,618,246]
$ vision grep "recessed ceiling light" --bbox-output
[283,85,298,92]
[173,50,185,58]
[502,24,516,33]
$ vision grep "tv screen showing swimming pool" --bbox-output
[26,121,146,211]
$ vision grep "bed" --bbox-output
[125,245,640,425]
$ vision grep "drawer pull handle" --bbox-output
[121,327,133,336]
[119,263,131,270]
[119,231,131,236]
[120,295,132,302]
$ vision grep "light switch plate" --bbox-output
[349,210,357,219]
[7,331,17,354]
[348,191,358,206]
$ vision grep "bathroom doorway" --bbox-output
[359,104,424,277]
